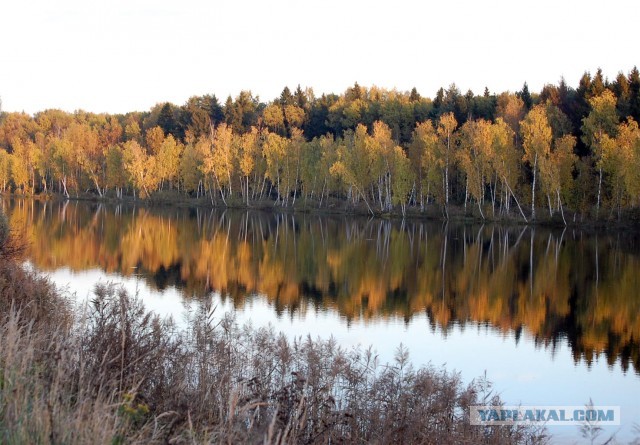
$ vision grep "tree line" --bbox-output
[1,67,640,221]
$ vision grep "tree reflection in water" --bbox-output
[4,197,640,373]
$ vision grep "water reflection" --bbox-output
[5,198,640,373]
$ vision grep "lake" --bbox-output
[4,197,640,443]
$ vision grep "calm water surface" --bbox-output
[5,198,640,442]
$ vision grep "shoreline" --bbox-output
[4,191,637,231]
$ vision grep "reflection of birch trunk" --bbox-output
[375,221,381,261]
[274,213,280,254]
[505,226,527,268]
[503,227,509,261]
[441,223,448,302]
[317,216,325,251]
[291,215,297,266]
[244,212,249,244]
[258,215,265,246]
[476,225,484,275]
[60,200,69,224]
[385,221,390,262]
[529,227,534,299]
[90,204,103,229]
[489,226,495,270]
[463,226,467,264]
[223,216,231,262]
[555,227,566,268]
[595,235,599,289]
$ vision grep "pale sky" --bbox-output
[1,0,638,115]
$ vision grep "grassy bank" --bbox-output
[0,212,552,444]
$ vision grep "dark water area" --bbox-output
[4,198,640,442]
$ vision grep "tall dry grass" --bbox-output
[0,212,549,444]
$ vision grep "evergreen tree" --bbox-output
[280,86,294,106]
[409,87,420,102]
[612,72,631,119]
[158,103,180,138]
[183,96,212,140]
[539,84,560,106]
[576,71,592,115]
[464,90,474,119]
[588,68,607,98]
[208,95,225,126]
[235,91,259,133]
[294,85,308,109]
[628,67,640,122]
[431,87,445,119]
[304,95,331,139]
[518,82,533,110]
[345,82,363,102]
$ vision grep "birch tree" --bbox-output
[491,118,527,222]
[581,90,619,213]
[411,120,441,208]
[521,105,552,220]
[458,119,493,218]
[436,113,458,217]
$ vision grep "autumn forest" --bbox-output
[3,67,640,444]
[2,68,640,221]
